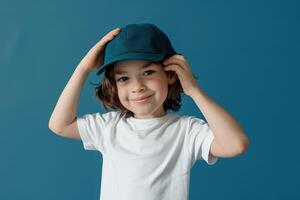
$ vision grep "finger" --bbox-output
[164,64,184,74]
[98,27,121,46]
[164,65,185,81]
[163,58,189,71]
[163,55,186,63]
[102,32,119,42]
[174,54,186,60]
[105,27,121,36]
[163,54,185,62]
[109,27,121,36]
[163,59,185,70]
[164,54,187,64]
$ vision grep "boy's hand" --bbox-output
[163,54,199,96]
[79,27,121,73]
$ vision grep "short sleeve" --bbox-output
[186,116,218,166]
[76,112,107,152]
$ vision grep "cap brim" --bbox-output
[96,52,166,76]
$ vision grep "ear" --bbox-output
[166,71,177,85]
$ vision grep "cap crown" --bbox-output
[97,23,176,75]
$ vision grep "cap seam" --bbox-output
[150,25,165,53]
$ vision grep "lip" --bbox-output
[131,94,153,101]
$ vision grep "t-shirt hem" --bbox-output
[203,131,218,165]
[76,116,97,150]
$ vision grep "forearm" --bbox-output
[190,86,249,151]
[48,64,91,133]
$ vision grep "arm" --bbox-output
[48,65,91,139]
[190,86,249,157]
[48,27,121,139]
[162,54,249,158]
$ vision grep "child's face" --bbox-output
[113,60,176,119]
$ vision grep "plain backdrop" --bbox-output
[1,0,299,199]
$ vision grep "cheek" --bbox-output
[116,88,125,100]
[151,78,169,93]
[117,88,131,103]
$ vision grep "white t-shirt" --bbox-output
[77,110,218,200]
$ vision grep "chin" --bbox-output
[131,109,151,116]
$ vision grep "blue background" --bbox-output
[1,0,299,199]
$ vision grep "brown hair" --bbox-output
[89,55,198,118]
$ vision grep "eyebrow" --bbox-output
[114,62,153,75]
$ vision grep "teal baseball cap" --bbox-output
[96,23,177,76]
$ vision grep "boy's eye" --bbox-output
[116,77,128,82]
[116,70,155,82]
[144,70,155,76]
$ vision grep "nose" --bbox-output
[131,77,146,93]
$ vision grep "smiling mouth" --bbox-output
[131,95,153,102]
